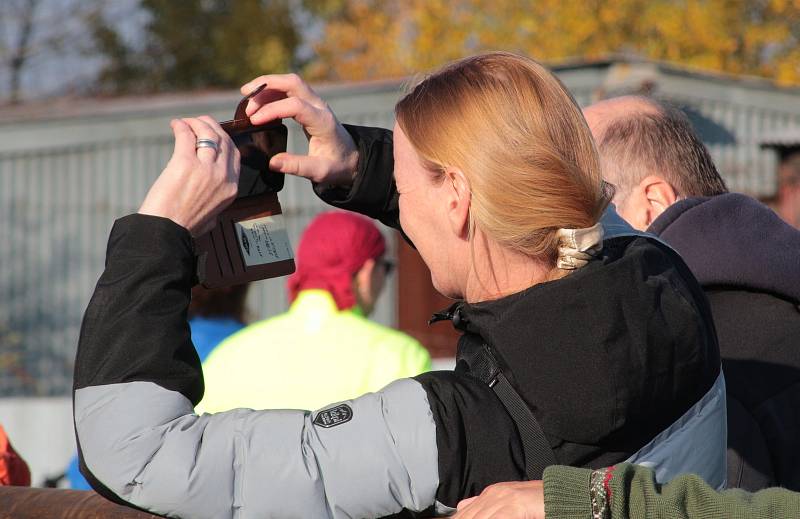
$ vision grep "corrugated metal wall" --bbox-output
[663,90,800,197]
[0,138,175,395]
[0,85,401,396]
[2,66,800,396]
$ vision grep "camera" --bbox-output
[195,85,296,288]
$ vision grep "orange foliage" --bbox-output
[303,0,800,85]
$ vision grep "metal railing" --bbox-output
[0,486,162,519]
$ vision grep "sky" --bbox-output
[0,0,144,102]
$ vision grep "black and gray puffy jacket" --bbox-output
[73,125,725,518]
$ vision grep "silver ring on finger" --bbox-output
[196,138,220,153]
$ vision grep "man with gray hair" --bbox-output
[584,96,800,491]
[587,97,727,228]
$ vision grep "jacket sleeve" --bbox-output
[72,215,440,519]
[313,125,401,232]
[543,463,800,519]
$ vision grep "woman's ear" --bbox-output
[444,168,471,239]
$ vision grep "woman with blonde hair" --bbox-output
[73,53,725,518]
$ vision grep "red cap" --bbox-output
[287,211,386,310]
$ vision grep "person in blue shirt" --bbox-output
[187,284,250,362]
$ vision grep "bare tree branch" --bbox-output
[8,0,39,103]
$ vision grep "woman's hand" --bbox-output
[240,73,359,187]
[138,116,240,236]
[452,481,546,519]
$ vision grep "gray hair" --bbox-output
[596,97,728,201]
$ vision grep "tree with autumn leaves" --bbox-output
[303,0,800,85]
[87,0,300,95]
[7,0,798,102]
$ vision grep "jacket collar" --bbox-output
[427,234,720,446]
[648,193,800,304]
[290,290,362,316]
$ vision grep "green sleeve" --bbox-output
[544,463,800,519]
[542,464,593,519]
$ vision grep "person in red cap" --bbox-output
[197,211,431,413]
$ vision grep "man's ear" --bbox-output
[640,175,678,226]
[355,258,375,293]
[353,257,376,313]
[444,168,471,239]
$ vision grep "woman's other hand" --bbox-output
[138,117,240,236]
[452,481,546,519]
[240,73,359,188]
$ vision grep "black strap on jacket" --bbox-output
[456,332,557,480]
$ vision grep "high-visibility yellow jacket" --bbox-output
[197,290,432,412]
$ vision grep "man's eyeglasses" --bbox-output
[380,258,395,275]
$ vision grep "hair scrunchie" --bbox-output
[555,222,604,270]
